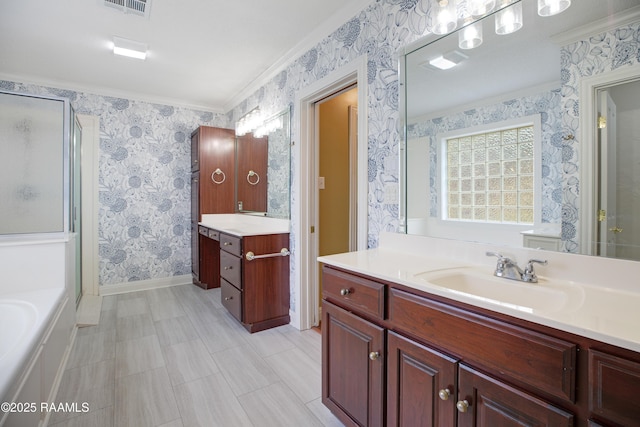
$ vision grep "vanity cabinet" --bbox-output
[322,264,640,427]
[220,232,290,332]
[191,126,235,288]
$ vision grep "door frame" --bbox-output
[77,114,100,296]
[294,55,369,330]
[579,64,640,255]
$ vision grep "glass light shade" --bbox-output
[537,0,571,16]
[459,20,483,49]
[495,2,523,35]
[467,0,496,17]
[429,0,458,35]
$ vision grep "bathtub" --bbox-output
[0,236,76,427]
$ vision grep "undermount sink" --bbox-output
[414,268,583,313]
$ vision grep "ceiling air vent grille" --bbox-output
[104,0,151,19]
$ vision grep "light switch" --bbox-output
[318,177,325,190]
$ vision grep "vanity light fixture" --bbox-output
[428,50,468,70]
[112,36,147,60]
[495,1,523,35]
[429,0,458,35]
[459,19,483,49]
[467,0,496,17]
[537,0,570,17]
[235,107,262,136]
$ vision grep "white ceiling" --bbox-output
[0,0,371,112]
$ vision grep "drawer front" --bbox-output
[589,349,640,426]
[221,279,242,322]
[322,266,385,320]
[198,225,208,236]
[220,233,242,256]
[220,250,242,288]
[207,229,219,241]
[389,288,576,402]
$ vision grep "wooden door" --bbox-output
[457,364,574,427]
[387,331,458,427]
[322,301,384,427]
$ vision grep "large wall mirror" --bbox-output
[235,107,291,219]
[401,0,640,261]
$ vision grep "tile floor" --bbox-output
[49,284,344,427]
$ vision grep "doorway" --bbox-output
[316,86,359,315]
[295,56,369,330]
[595,79,640,261]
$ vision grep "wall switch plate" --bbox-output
[318,176,325,190]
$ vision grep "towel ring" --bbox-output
[211,168,225,184]
[247,170,260,186]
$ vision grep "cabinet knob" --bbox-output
[369,351,380,361]
[224,296,233,301]
[438,388,451,401]
[224,266,233,270]
[456,400,469,413]
[224,242,232,246]
[340,288,351,296]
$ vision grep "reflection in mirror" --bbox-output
[235,107,291,219]
[401,0,640,261]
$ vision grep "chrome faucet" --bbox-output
[486,252,547,283]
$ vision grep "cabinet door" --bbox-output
[322,301,385,427]
[589,349,640,427]
[387,331,458,427]
[457,364,574,427]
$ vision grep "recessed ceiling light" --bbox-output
[112,36,147,60]
[425,50,468,70]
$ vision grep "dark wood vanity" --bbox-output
[321,264,640,427]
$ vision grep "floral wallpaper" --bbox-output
[3,1,636,289]
[560,21,640,252]
[0,80,226,285]
[408,88,564,224]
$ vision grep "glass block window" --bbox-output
[444,125,534,224]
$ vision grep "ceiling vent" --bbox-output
[104,0,151,19]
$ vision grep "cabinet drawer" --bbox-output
[389,288,576,402]
[207,229,219,240]
[322,266,385,320]
[198,225,208,236]
[220,250,242,288]
[221,279,242,321]
[220,233,242,256]
[588,349,640,426]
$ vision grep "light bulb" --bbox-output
[495,2,523,35]
[459,20,483,49]
[538,0,571,17]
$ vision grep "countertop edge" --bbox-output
[318,250,640,353]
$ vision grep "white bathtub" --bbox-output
[0,236,75,427]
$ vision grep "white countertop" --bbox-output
[199,214,289,237]
[318,232,640,353]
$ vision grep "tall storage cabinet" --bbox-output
[191,126,235,288]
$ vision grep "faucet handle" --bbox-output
[523,259,548,283]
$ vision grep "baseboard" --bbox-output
[99,274,192,296]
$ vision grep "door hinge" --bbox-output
[598,209,606,222]
[598,115,607,129]
[310,226,315,233]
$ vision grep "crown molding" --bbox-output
[222,0,374,112]
[0,71,224,114]
[551,5,640,46]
